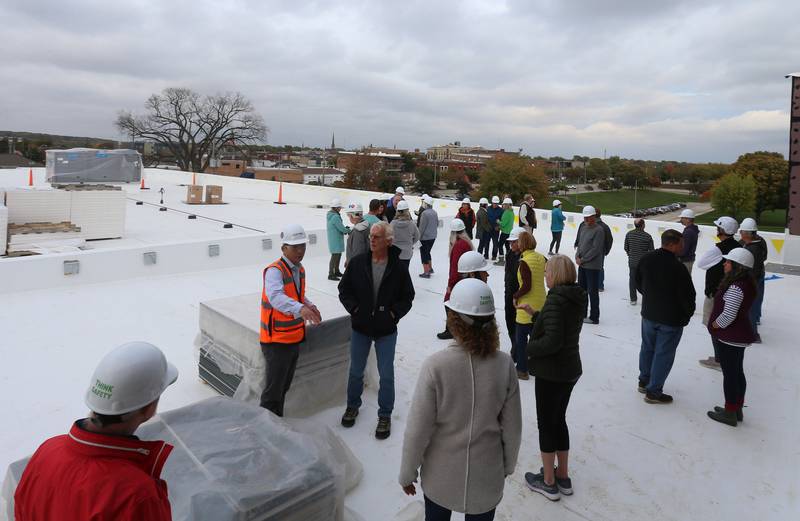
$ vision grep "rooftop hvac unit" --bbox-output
[46,148,142,184]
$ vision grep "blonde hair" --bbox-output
[517,231,536,252]
[546,254,576,286]
[449,230,474,255]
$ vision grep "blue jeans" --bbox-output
[578,267,601,322]
[424,495,495,521]
[749,276,764,333]
[638,318,684,395]
[347,329,397,417]
[478,231,491,258]
[514,322,533,373]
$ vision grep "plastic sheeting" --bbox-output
[46,148,142,184]
[0,204,7,256]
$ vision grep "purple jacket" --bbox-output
[707,278,756,345]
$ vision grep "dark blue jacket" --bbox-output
[487,205,503,229]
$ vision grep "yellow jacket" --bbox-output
[515,249,547,324]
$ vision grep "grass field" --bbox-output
[694,209,787,233]
[541,190,698,216]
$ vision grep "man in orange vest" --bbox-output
[260,223,322,416]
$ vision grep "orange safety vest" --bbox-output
[260,259,306,344]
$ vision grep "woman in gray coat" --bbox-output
[399,279,522,520]
[391,200,420,271]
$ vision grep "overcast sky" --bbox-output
[2,0,798,162]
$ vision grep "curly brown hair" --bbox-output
[446,309,500,357]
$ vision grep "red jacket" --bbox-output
[445,238,473,301]
[15,422,173,521]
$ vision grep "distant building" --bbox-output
[300,167,346,185]
[336,150,404,174]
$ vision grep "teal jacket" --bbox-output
[500,208,515,234]
[326,210,350,254]
[551,207,565,232]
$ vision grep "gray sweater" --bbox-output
[576,223,605,270]
[391,218,419,260]
[345,220,370,264]
[419,208,439,241]
[399,345,522,515]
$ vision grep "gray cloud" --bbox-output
[1,0,798,162]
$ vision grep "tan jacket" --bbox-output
[399,345,522,514]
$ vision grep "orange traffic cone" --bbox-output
[28,168,33,187]
[140,175,149,190]
[192,172,196,185]
[273,182,286,205]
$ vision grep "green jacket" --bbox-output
[500,208,514,234]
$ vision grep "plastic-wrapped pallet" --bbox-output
[4,189,71,225]
[68,189,126,240]
[46,148,142,184]
[196,289,367,417]
[0,204,7,255]
[1,397,352,521]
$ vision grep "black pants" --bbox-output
[549,231,562,253]
[715,338,746,409]
[260,342,300,417]
[497,232,510,258]
[478,232,491,258]
[465,228,474,240]
[329,253,342,276]
[420,239,435,264]
[399,258,410,271]
[489,229,500,259]
[424,495,495,521]
[504,295,516,354]
[535,378,576,453]
[628,264,640,302]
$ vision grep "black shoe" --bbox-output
[334,271,344,277]
[644,392,673,404]
[328,275,340,281]
[707,408,737,426]
[375,416,391,440]
[437,330,454,340]
[582,318,598,325]
[714,406,743,422]
[525,471,560,501]
[637,380,648,394]
[341,407,358,427]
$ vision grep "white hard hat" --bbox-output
[507,226,526,241]
[491,196,500,204]
[723,247,754,269]
[85,342,178,415]
[450,218,466,232]
[445,279,495,316]
[462,197,471,204]
[395,186,405,195]
[458,251,490,273]
[423,195,434,205]
[553,199,561,207]
[739,217,757,232]
[281,223,308,245]
[502,197,513,205]
[713,216,738,235]
[396,200,410,211]
[479,197,489,205]
[582,205,597,217]
[345,202,363,214]
[330,198,342,208]
[679,209,695,219]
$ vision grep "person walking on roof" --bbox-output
[495,197,515,266]
[519,193,537,234]
[437,219,475,340]
[635,229,696,405]
[418,195,438,278]
[391,200,420,271]
[260,224,321,416]
[476,198,492,259]
[456,198,476,240]
[399,279,522,520]
[697,217,740,370]
[345,203,370,268]
[624,218,654,305]
[15,342,179,521]
[487,196,503,261]
[739,218,767,343]
[548,200,566,255]
[327,198,350,281]
[339,222,415,440]
[677,209,699,272]
[574,206,605,325]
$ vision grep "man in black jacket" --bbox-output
[636,229,696,404]
[338,221,415,440]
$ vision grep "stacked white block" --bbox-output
[0,204,7,256]
[69,190,126,240]
[4,189,70,225]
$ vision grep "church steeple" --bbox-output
[330,132,336,150]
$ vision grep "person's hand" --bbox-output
[575,256,582,266]
[516,303,535,316]
[711,321,720,329]
[402,483,416,496]
[300,305,322,325]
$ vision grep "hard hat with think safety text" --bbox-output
[345,202,363,214]
[507,226,526,242]
[679,209,695,219]
[739,217,757,232]
[457,251,490,273]
[85,341,178,415]
[491,196,500,204]
[582,205,597,217]
[723,247,754,269]
[445,278,495,316]
[553,200,561,207]
[281,223,308,245]
[479,197,489,205]
[713,216,738,236]
[397,200,410,211]
[502,197,513,205]
[450,218,466,232]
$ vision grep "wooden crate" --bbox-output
[205,185,223,204]
[186,185,204,204]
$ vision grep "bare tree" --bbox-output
[116,88,267,172]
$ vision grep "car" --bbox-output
[567,185,577,190]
